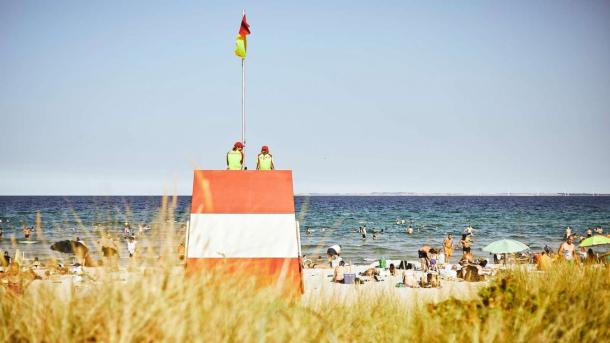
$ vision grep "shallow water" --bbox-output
[1,196,609,263]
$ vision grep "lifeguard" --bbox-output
[227,141,244,170]
[256,145,274,170]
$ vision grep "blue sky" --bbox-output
[1,1,609,195]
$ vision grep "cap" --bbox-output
[261,145,269,152]
[234,141,244,148]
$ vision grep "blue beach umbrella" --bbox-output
[483,239,529,254]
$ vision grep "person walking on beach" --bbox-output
[256,146,274,170]
[558,236,577,261]
[460,234,472,255]
[123,222,131,237]
[418,245,431,271]
[227,141,244,170]
[443,234,454,262]
[127,237,137,258]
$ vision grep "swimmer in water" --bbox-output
[23,226,32,240]
[406,226,413,234]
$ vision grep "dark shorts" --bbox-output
[463,247,471,253]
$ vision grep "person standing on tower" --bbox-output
[227,142,244,170]
[256,145,274,170]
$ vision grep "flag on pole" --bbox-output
[234,14,251,59]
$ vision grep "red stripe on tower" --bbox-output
[186,170,303,296]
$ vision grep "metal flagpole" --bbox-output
[241,9,246,168]
[242,57,246,164]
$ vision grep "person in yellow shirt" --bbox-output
[256,145,274,170]
[227,142,244,170]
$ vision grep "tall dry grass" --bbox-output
[1,260,608,342]
[1,197,609,342]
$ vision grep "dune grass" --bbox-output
[1,259,608,342]
[1,198,608,342]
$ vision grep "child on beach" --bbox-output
[127,237,137,258]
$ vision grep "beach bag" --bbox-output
[379,257,387,269]
[343,273,356,284]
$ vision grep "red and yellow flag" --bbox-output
[234,14,251,59]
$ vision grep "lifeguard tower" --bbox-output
[185,170,303,296]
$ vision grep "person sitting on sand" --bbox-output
[558,236,577,262]
[333,260,346,283]
[402,264,417,287]
[389,263,396,276]
[537,251,552,270]
[418,245,431,272]
[585,249,598,264]
[32,257,41,268]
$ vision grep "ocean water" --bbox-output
[1,196,609,263]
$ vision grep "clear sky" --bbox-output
[1,1,609,195]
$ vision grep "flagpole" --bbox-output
[242,57,246,162]
[241,9,246,168]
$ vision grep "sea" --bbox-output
[1,196,609,264]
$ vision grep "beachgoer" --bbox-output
[362,226,367,239]
[565,227,572,239]
[372,233,377,240]
[123,222,131,237]
[402,264,417,287]
[464,226,474,236]
[333,260,346,283]
[256,145,274,170]
[443,234,453,262]
[418,245,431,271]
[23,226,32,240]
[177,242,185,260]
[585,248,597,264]
[32,257,41,268]
[586,228,593,238]
[537,251,552,270]
[306,227,312,235]
[460,234,472,255]
[406,226,413,234]
[389,263,396,276]
[138,224,144,236]
[127,237,137,258]
[558,236,577,261]
[2,251,11,266]
[327,244,342,267]
[380,228,384,233]
[227,141,244,170]
[428,248,438,271]
[0,227,3,239]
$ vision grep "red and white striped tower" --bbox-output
[186,170,303,296]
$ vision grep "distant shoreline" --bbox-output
[1,193,610,197]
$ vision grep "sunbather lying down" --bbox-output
[359,268,379,277]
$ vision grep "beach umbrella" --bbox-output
[579,235,610,247]
[483,239,529,254]
[50,240,89,255]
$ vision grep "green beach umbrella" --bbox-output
[579,235,610,247]
[483,239,529,254]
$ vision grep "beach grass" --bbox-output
[1,259,608,342]
[1,197,609,342]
